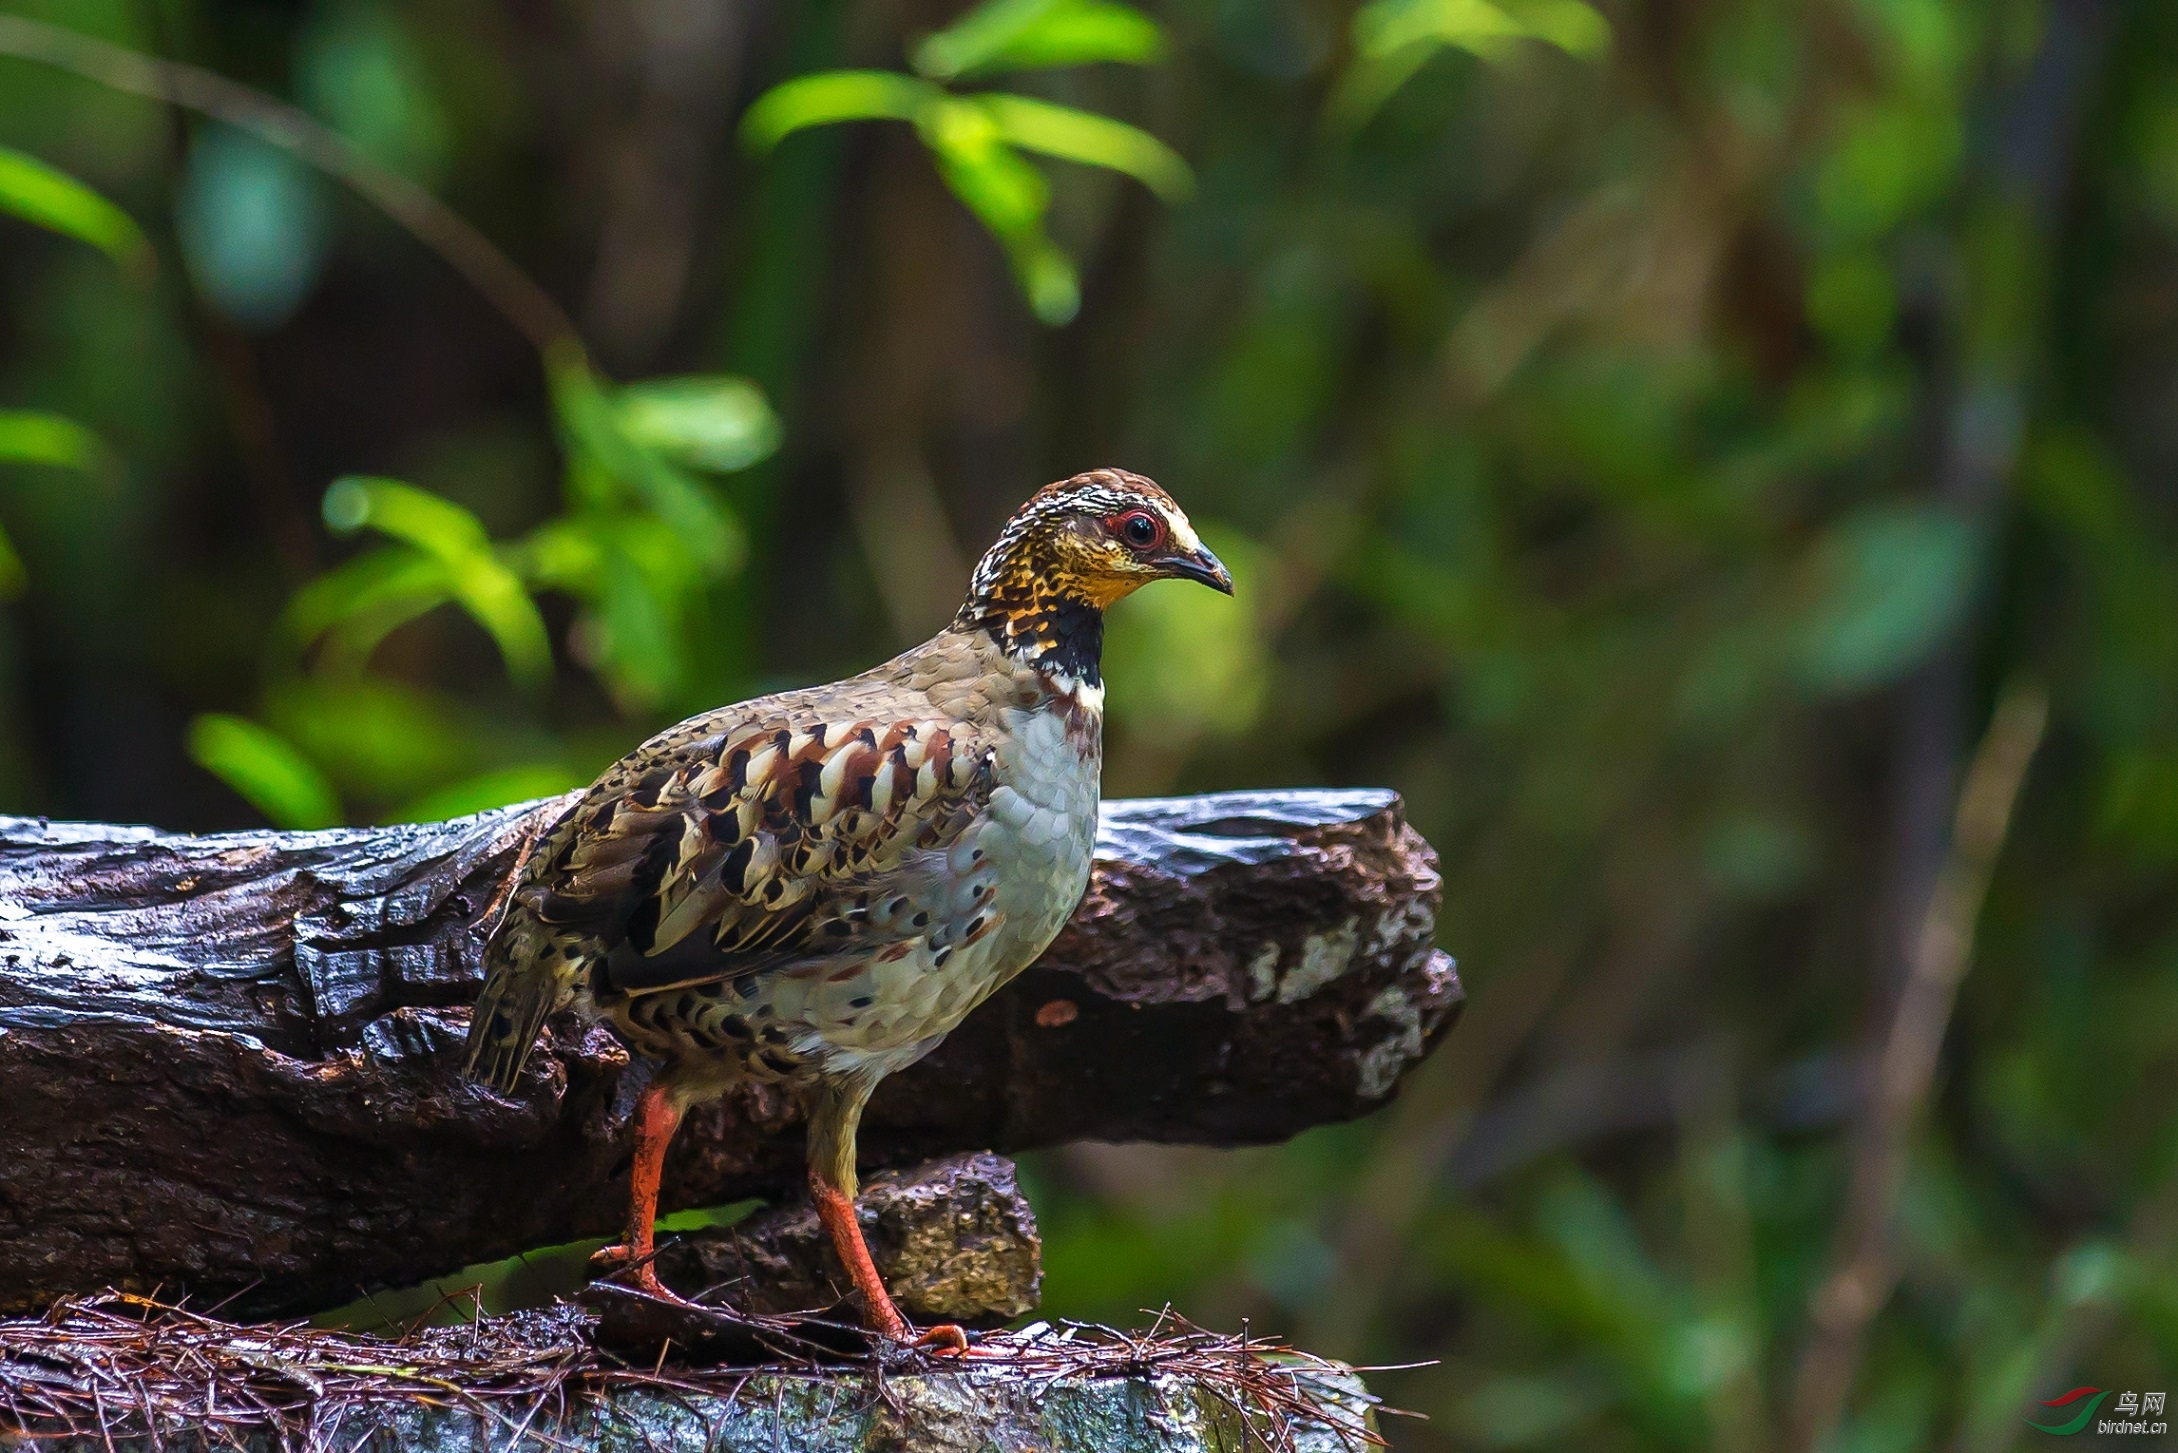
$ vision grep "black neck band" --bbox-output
[957,592,1105,688]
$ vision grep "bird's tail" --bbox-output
[462,916,569,1093]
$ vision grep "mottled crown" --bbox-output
[962,469,1179,607]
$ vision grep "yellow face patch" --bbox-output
[1041,528,1165,609]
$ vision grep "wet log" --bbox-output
[0,789,1458,1317]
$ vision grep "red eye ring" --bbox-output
[1113,510,1165,551]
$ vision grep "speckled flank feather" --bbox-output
[462,655,1023,1094]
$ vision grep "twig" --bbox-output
[0,14,582,362]
[1789,680,2050,1450]
[0,1293,1389,1451]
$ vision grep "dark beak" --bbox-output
[1162,544,1234,595]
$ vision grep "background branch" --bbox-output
[1791,682,2050,1450]
[0,14,581,358]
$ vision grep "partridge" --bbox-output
[463,469,1231,1345]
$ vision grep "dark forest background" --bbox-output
[2,0,2175,1447]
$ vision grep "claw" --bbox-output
[590,1242,701,1307]
[908,1323,973,1356]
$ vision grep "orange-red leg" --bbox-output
[591,1081,683,1299]
[809,1171,969,1352]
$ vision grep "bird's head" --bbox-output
[955,469,1231,681]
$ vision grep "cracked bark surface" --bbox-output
[0,788,1457,1317]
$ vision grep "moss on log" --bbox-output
[23,1367,1375,1453]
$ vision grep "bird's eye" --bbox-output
[1115,510,1163,550]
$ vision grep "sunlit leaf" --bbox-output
[1815,99,1965,242]
[913,0,1165,81]
[390,763,588,825]
[264,676,480,800]
[740,39,1186,327]
[1795,502,1980,693]
[187,714,343,830]
[977,94,1194,200]
[509,509,711,708]
[1356,0,1608,57]
[507,516,606,595]
[916,98,1082,323]
[617,376,783,474]
[1016,243,1082,324]
[0,524,25,600]
[280,543,452,672]
[1336,0,1609,126]
[739,71,940,155]
[0,145,151,275]
[0,412,116,599]
[921,97,1049,231]
[1497,0,1610,54]
[0,410,118,477]
[652,1200,763,1234]
[323,476,554,688]
[548,358,746,576]
[1356,0,1528,59]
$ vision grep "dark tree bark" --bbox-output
[0,789,1457,1318]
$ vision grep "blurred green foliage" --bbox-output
[742,0,1192,322]
[1,0,2175,1447]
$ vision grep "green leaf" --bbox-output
[739,71,940,155]
[922,97,1050,232]
[652,1200,763,1234]
[1356,0,1609,58]
[323,474,488,551]
[916,98,1082,323]
[0,524,26,601]
[0,145,151,275]
[1016,242,1082,324]
[281,544,452,672]
[0,410,118,477]
[322,477,554,688]
[976,94,1194,200]
[389,763,588,825]
[1795,502,1980,693]
[187,714,343,830]
[548,359,746,576]
[506,516,606,595]
[1496,0,1611,54]
[1356,0,1527,59]
[264,676,480,800]
[913,0,1166,81]
[1336,0,1609,126]
[0,411,118,599]
[595,544,686,709]
[617,376,783,474]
